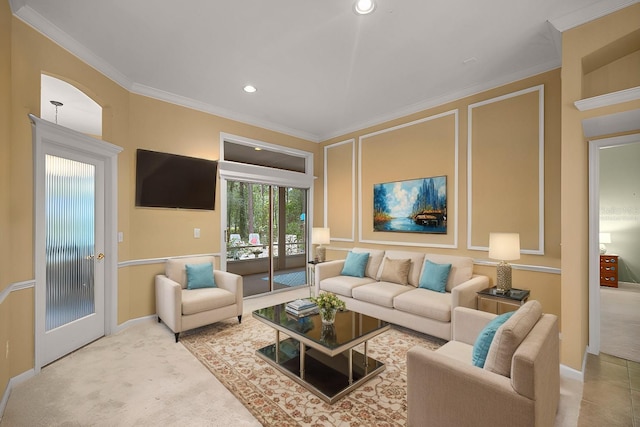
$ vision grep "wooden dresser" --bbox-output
[600,255,619,287]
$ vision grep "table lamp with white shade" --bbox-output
[599,232,611,254]
[312,227,330,262]
[489,232,521,293]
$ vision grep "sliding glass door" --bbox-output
[226,181,308,297]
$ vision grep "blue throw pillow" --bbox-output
[341,251,370,278]
[472,311,515,368]
[186,262,216,289]
[418,260,452,292]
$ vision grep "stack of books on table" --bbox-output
[285,299,318,317]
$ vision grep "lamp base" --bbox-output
[316,246,326,263]
[599,243,607,255]
[496,261,512,293]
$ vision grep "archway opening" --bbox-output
[40,74,102,138]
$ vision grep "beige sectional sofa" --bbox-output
[314,248,489,340]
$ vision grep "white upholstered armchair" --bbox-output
[155,256,243,342]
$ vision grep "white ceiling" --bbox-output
[10,0,638,142]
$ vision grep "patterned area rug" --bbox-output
[180,316,445,426]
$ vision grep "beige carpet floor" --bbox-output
[0,317,261,427]
[600,282,640,363]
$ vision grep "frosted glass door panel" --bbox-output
[45,155,96,331]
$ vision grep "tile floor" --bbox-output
[578,352,640,426]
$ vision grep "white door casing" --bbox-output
[31,114,122,371]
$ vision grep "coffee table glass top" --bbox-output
[253,303,389,350]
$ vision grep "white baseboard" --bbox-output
[560,346,588,382]
[0,368,36,420]
[560,363,584,382]
[114,314,157,334]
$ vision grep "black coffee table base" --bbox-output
[256,337,386,403]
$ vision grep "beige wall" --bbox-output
[322,69,562,331]
[560,4,640,370]
[2,11,318,382]
[1,0,11,397]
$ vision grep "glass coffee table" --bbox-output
[252,303,390,403]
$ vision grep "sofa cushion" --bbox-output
[418,260,451,293]
[352,282,413,308]
[320,275,375,297]
[181,287,236,316]
[352,247,385,280]
[484,300,542,377]
[472,311,515,368]
[379,250,426,287]
[341,251,370,277]
[435,340,474,365]
[166,255,216,289]
[378,257,411,285]
[393,288,452,322]
[185,262,216,289]
[422,254,473,292]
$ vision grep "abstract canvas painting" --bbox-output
[373,176,447,234]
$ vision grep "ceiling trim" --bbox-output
[130,83,321,143]
[318,58,561,142]
[12,4,321,143]
[13,1,604,145]
[549,0,639,32]
[12,4,132,90]
[574,86,640,111]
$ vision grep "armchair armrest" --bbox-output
[214,270,243,310]
[155,274,182,333]
[407,346,533,427]
[452,306,496,345]
[451,274,490,309]
[315,260,345,293]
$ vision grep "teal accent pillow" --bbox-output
[185,262,216,289]
[472,311,515,368]
[419,260,452,292]
[341,251,370,278]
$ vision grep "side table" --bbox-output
[307,260,322,297]
[476,287,530,315]
[599,255,619,288]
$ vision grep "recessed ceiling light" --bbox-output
[243,85,257,93]
[354,0,376,15]
[254,147,262,151]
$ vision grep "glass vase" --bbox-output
[320,307,337,325]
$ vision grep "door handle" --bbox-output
[97,253,105,260]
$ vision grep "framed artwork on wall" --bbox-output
[373,176,447,234]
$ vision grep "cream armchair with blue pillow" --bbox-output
[406,300,559,427]
[155,255,243,342]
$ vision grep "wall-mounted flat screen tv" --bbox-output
[135,149,217,210]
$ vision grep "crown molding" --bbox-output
[12,5,133,90]
[12,5,320,143]
[319,58,560,142]
[549,0,639,32]
[574,86,640,111]
[130,83,320,143]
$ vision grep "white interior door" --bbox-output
[41,150,105,366]
[32,114,122,369]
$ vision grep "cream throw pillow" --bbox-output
[378,257,411,285]
[484,300,542,377]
